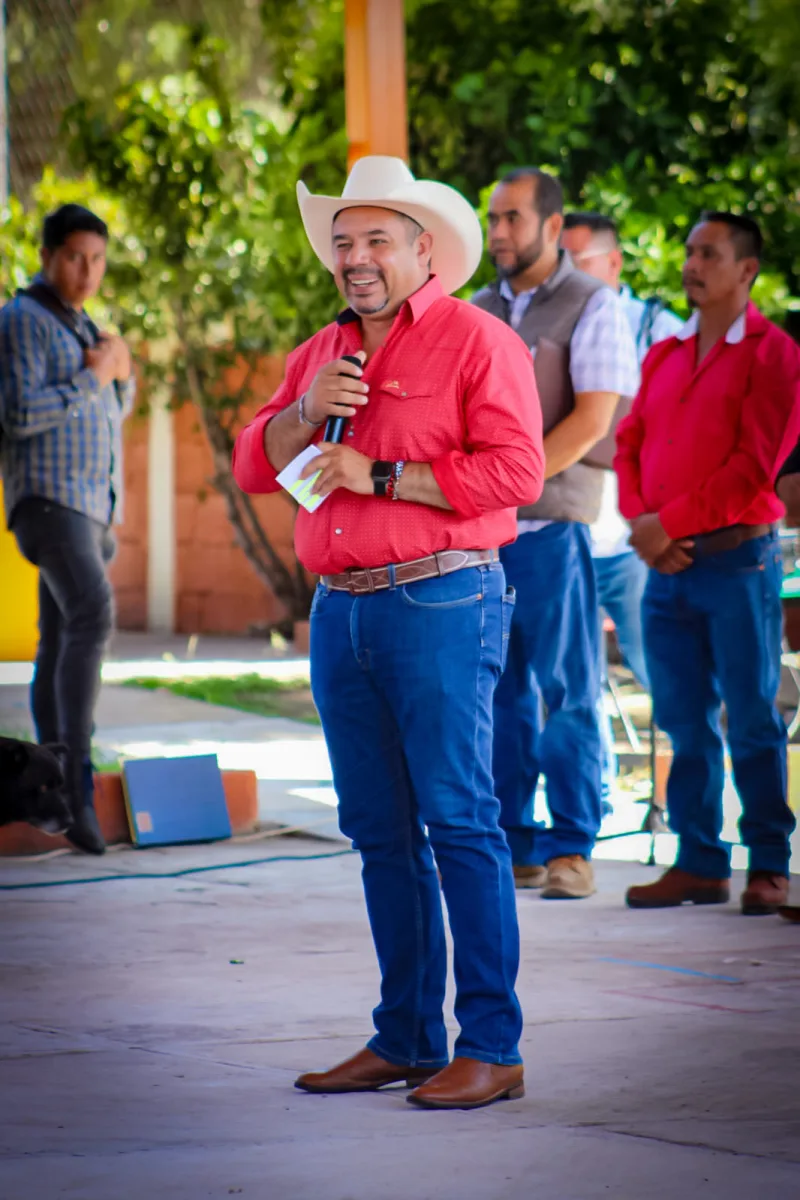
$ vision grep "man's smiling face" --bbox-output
[331,206,432,319]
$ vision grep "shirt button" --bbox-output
[347,429,354,437]
[401,391,408,397]
[335,528,343,535]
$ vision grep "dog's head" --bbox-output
[0,737,71,834]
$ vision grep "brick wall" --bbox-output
[109,410,149,631]
[109,354,301,636]
[174,400,297,635]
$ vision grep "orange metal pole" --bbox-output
[345,0,408,170]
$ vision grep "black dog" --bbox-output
[0,736,71,835]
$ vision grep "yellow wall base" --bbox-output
[0,483,39,662]
[788,746,800,814]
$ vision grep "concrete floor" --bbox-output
[1,844,799,1200]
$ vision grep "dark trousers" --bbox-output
[643,533,794,879]
[11,498,115,766]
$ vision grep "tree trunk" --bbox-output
[178,336,314,624]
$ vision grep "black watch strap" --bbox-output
[371,460,393,497]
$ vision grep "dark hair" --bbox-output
[563,211,619,243]
[498,167,563,221]
[699,211,763,261]
[332,207,425,243]
[42,205,109,252]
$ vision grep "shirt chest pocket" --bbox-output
[367,382,458,456]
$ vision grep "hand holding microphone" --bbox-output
[302,351,368,438]
[298,350,378,498]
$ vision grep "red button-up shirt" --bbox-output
[615,302,800,539]
[232,276,544,575]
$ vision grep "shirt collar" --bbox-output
[336,274,445,327]
[498,277,538,304]
[676,307,748,345]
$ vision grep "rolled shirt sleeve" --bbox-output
[431,331,544,518]
[232,348,307,495]
[569,288,640,397]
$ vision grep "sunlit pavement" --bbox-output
[2,635,800,1197]
[2,841,799,1199]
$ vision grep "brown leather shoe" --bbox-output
[513,864,548,889]
[294,1047,441,1093]
[407,1057,524,1110]
[741,871,790,916]
[626,867,729,909]
[541,855,595,899]
[778,905,800,923]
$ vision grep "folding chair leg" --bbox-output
[607,674,642,752]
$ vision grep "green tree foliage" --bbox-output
[267,0,800,316]
[3,0,799,622]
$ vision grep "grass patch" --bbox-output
[124,673,320,725]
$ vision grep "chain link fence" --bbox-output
[6,0,80,195]
[5,0,271,196]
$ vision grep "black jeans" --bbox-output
[11,497,115,764]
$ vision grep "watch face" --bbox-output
[371,460,393,482]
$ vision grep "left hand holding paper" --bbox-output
[300,443,374,499]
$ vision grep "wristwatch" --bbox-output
[371,460,394,497]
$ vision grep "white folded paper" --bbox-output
[276,444,328,513]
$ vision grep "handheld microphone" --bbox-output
[324,354,364,444]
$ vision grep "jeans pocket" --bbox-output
[501,586,516,671]
[310,583,329,617]
[706,535,774,576]
[400,566,484,609]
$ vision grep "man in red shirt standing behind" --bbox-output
[616,212,800,915]
[233,157,544,1108]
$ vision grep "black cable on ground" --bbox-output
[0,847,358,891]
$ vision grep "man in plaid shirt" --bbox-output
[0,205,134,854]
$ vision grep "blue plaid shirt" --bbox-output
[0,278,134,526]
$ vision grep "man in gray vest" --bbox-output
[472,168,638,899]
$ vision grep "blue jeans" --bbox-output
[594,550,650,797]
[493,523,603,864]
[310,563,523,1067]
[643,533,794,879]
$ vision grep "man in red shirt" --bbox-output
[616,212,800,915]
[233,157,544,1108]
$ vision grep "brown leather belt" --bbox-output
[322,549,499,595]
[690,523,774,557]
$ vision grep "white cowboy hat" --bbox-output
[296,156,483,296]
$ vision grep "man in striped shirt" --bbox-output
[0,204,134,854]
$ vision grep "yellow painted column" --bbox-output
[345,0,408,168]
[0,483,38,661]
